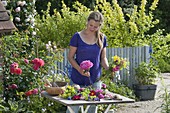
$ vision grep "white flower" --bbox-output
[32,31,36,36]
[20,1,26,7]
[17,1,22,6]
[15,7,21,12]
[15,17,20,22]
[1,1,7,6]
[25,18,30,22]
[30,18,35,24]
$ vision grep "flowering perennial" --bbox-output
[111,55,129,72]
[9,58,45,97]
[60,83,118,101]
[80,60,93,72]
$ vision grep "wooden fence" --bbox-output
[56,46,151,87]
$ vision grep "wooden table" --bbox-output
[41,91,135,113]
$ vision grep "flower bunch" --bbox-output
[10,58,45,75]
[80,60,93,72]
[60,83,110,101]
[31,58,45,70]
[110,55,129,72]
[10,62,22,75]
[8,58,45,97]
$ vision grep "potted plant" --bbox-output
[133,61,160,101]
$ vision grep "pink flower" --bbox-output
[9,63,22,75]
[72,95,81,100]
[38,59,45,67]
[112,65,120,72]
[102,83,107,89]
[9,84,18,89]
[31,58,45,70]
[33,64,40,71]
[98,93,105,99]
[25,90,33,96]
[10,62,19,69]
[10,67,16,74]
[80,60,93,70]
[32,88,38,94]
[15,68,22,75]
[24,59,29,64]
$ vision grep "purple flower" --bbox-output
[98,93,105,99]
[102,83,107,89]
[80,60,93,70]
[95,89,103,93]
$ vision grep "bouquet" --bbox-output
[80,60,93,73]
[110,55,129,72]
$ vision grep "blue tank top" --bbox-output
[69,32,107,86]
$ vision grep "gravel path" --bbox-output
[115,73,170,113]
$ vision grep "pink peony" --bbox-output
[80,60,93,70]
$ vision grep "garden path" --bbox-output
[115,73,170,113]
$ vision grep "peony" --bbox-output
[80,60,93,71]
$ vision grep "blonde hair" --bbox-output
[87,11,104,49]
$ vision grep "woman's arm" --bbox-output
[67,46,90,77]
[101,47,109,70]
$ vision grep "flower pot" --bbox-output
[133,84,157,101]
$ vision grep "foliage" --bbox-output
[6,0,36,32]
[157,58,170,73]
[102,77,136,99]
[35,2,90,48]
[134,61,160,85]
[158,77,170,113]
[0,31,64,112]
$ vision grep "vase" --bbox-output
[112,71,120,83]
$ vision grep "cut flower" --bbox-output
[80,60,93,72]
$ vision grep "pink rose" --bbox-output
[15,68,22,75]
[33,64,40,71]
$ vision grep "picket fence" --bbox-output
[56,46,151,87]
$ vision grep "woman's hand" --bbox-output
[78,68,90,77]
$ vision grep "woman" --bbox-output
[67,11,109,113]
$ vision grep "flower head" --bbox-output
[80,60,93,70]
[110,55,129,72]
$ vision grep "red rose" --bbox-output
[15,68,22,75]
[25,90,33,96]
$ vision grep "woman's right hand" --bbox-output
[78,68,90,77]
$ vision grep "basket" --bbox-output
[46,81,68,96]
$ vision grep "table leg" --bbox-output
[104,104,112,113]
[79,105,90,113]
[84,105,90,113]
[67,106,75,113]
